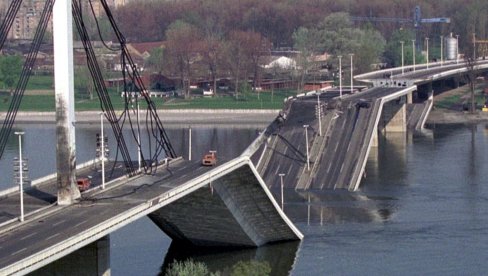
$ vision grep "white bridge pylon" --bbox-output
[53,0,80,205]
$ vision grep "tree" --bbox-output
[293,27,323,92]
[245,31,271,92]
[201,36,223,96]
[74,66,95,100]
[0,55,23,94]
[355,27,386,73]
[224,31,254,99]
[145,47,164,74]
[318,12,386,75]
[164,21,201,99]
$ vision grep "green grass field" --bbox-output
[0,89,295,112]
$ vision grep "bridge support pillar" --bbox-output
[407,90,413,104]
[53,0,80,204]
[30,236,110,276]
[381,97,407,133]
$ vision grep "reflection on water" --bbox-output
[275,190,396,225]
[160,241,300,276]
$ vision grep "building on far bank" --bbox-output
[2,0,121,40]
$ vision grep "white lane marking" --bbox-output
[11,247,27,256]
[327,162,333,173]
[20,231,38,241]
[52,219,66,227]
[75,220,88,227]
[46,233,60,241]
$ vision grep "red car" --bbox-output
[201,151,217,166]
[77,178,91,191]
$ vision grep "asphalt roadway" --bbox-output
[259,87,406,191]
[0,158,214,271]
[0,160,127,226]
[357,59,488,84]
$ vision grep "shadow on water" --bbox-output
[160,240,300,276]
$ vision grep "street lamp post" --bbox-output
[279,173,285,210]
[473,33,476,60]
[440,35,444,66]
[456,34,459,64]
[100,112,105,189]
[136,98,141,171]
[425,37,429,69]
[400,41,405,74]
[303,124,310,171]
[15,131,25,222]
[188,126,192,161]
[412,40,416,72]
[316,93,322,136]
[338,55,342,98]
[349,54,354,94]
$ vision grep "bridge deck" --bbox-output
[0,157,302,275]
[257,87,415,191]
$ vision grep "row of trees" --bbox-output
[155,12,388,97]
[112,0,488,53]
[162,21,271,98]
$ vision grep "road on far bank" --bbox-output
[2,109,280,126]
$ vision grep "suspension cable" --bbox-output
[72,0,137,176]
[97,0,177,163]
[0,0,54,159]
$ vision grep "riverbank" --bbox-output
[5,107,488,126]
[3,109,280,125]
[425,108,488,125]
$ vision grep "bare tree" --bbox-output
[165,21,201,99]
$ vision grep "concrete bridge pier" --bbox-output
[380,96,407,133]
[30,236,110,276]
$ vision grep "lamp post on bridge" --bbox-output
[473,33,477,60]
[100,112,106,189]
[400,41,405,75]
[425,37,429,69]
[440,35,444,67]
[303,124,310,171]
[412,40,416,72]
[316,93,322,136]
[338,55,342,98]
[456,34,459,64]
[15,131,25,222]
[349,53,354,94]
[279,173,285,210]
[188,126,192,161]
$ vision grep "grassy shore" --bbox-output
[0,88,295,112]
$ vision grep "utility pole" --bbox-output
[425,37,430,69]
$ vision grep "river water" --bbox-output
[2,123,488,275]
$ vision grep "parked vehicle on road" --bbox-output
[202,151,217,166]
[77,178,91,191]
